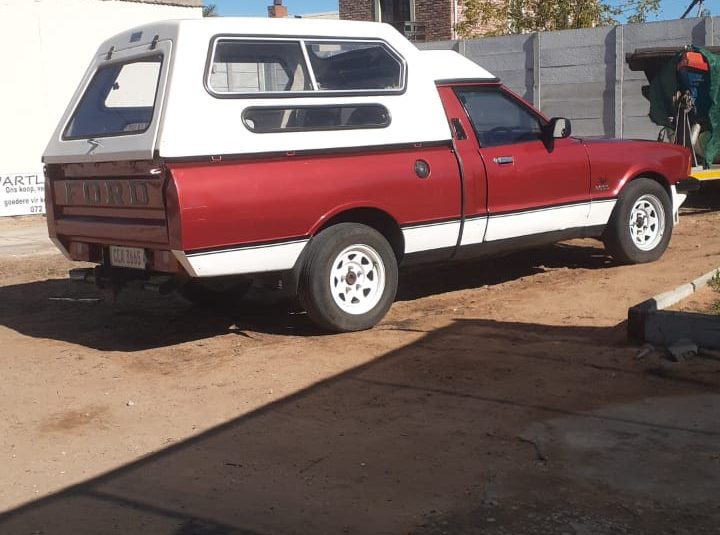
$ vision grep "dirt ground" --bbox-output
[1,191,720,535]
[670,283,720,314]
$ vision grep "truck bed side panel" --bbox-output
[167,146,462,253]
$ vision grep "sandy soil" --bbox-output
[670,283,720,314]
[1,197,720,534]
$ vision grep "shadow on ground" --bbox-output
[1,318,719,534]
[0,241,615,351]
[397,240,614,302]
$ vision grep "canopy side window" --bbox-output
[304,41,405,92]
[243,104,391,133]
[208,40,312,94]
[206,37,406,97]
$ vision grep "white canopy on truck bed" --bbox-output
[44,18,497,163]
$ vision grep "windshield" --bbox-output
[64,55,162,139]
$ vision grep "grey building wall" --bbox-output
[420,17,718,140]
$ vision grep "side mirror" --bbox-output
[548,117,572,139]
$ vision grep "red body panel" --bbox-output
[581,138,691,197]
[436,86,488,218]
[167,146,462,251]
[480,137,591,213]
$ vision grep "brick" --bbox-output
[339,1,502,42]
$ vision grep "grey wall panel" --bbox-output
[540,26,614,48]
[539,46,607,68]
[417,40,458,51]
[541,64,607,84]
[624,116,661,140]
[463,34,532,55]
[542,84,605,118]
[542,100,604,121]
[564,118,605,136]
[466,52,530,71]
[623,19,704,46]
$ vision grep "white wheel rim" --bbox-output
[329,244,386,315]
[629,194,665,251]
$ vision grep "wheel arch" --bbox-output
[314,207,405,262]
[629,171,672,199]
[287,207,405,296]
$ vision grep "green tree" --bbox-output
[202,3,218,17]
[456,0,661,38]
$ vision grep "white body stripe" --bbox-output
[460,217,489,246]
[402,200,620,255]
[175,240,309,278]
[175,200,623,278]
[484,203,591,242]
[402,221,461,253]
[588,199,618,227]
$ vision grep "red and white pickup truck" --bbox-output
[44,18,697,332]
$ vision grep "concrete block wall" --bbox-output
[421,16,718,139]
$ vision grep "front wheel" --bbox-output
[602,178,673,264]
[299,223,398,332]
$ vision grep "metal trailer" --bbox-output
[627,46,720,182]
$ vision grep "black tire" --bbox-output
[602,178,673,264]
[298,223,398,332]
[178,278,251,308]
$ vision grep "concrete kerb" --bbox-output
[628,267,720,349]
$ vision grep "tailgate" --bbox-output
[47,160,171,256]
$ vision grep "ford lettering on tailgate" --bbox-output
[55,179,163,208]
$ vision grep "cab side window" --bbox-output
[455,87,543,147]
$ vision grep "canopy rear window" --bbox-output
[207,37,406,96]
[64,55,162,140]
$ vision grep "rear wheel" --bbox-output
[603,178,673,264]
[299,223,398,332]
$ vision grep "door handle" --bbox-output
[493,156,514,165]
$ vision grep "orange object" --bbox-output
[677,51,709,72]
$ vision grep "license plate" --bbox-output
[109,246,146,270]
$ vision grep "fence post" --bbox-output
[614,25,624,139]
[532,32,540,108]
[703,17,714,46]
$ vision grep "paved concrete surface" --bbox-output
[0,216,56,257]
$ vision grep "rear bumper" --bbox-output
[69,266,177,294]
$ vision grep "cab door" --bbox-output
[453,86,591,243]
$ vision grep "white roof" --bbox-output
[421,50,496,82]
